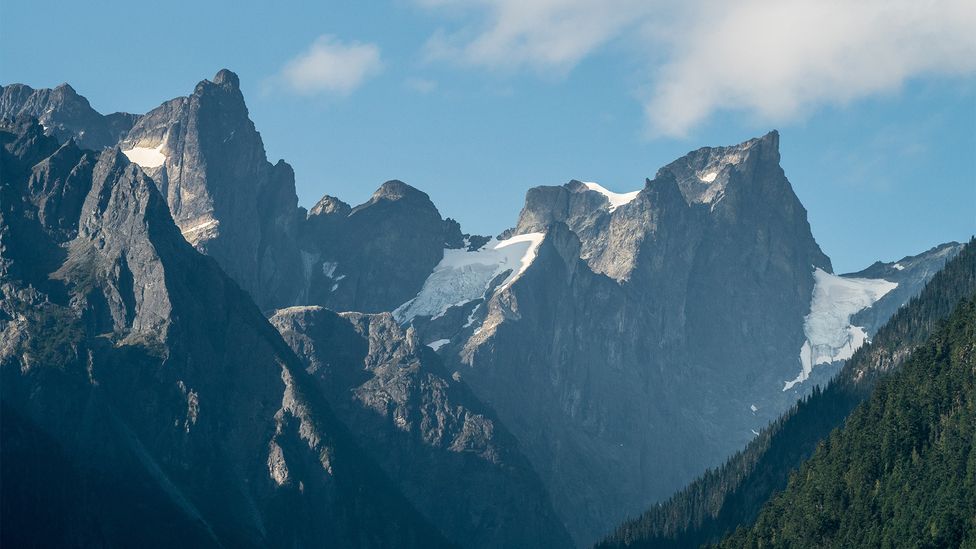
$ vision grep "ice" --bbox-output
[582,182,640,212]
[394,232,546,322]
[122,142,167,168]
[784,268,897,391]
[427,339,450,351]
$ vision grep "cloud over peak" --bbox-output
[418,0,976,136]
[280,35,383,96]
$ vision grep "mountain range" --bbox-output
[0,70,966,547]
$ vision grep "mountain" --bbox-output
[270,306,572,548]
[0,83,137,150]
[395,131,865,544]
[599,239,976,548]
[3,70,961,547]
[0,117,450,547]
[1,70,467,313]
[300,181,468,313]
[719,293,976,547]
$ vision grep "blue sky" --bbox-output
[3,0,974,272]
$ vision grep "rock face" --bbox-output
[270,306,572,548]
[116,69,305,311]
[0,118,449,547]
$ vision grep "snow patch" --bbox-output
[322,262,338,278]
[751,429,760,436]
[181,219,218,236]
[582,182,640,213]
[893,263,905,271]
[700,171,718,183]
[750,404,758,413]
[122,142,167,168]
[784,268,897,391]
[427,339,450,351]
[394,232,546,322]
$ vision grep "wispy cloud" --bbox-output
[279,35,383,96]
[405,77,438,94]
[419,0,653,73]
[417,0,976,136]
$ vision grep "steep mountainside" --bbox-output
[599,239,976,548]
[0,118,449,547]
[719,295,975,548]
[270,306,571,548]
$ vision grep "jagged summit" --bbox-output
[211,68,240,88]
[308,194,352,217]
[0,82,137,150]
[658,130,782,207]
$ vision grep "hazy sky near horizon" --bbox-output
[3,0,974,272]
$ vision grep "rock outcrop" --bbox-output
[271,306,571,548]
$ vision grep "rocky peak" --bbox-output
[658,130,781,207]
[308,194,352,217]
[211,68,240,89]
[364,179,432,206]
[0,83,136,150]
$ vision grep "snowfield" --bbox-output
[122,142,167,168]
[784,268,897,391]
[582,182,640,212]
[394,232,546,322]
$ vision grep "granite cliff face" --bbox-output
[116,69,306,311]
[270,306,571,548]
[0,118,449,547]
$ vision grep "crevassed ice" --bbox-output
[582,182,640,213]
[783,268,897,391]
[122,142,167,168]
[394,232,546,322]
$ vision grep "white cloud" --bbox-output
[280,35,383,95]
[420,0,655,72]
[417,0,976,136]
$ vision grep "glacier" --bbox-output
[394,232,545,322]
[784,268,897,391]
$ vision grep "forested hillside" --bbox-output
[600,238,976,548]
[718,296,975,547]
